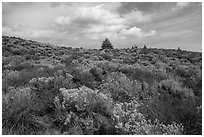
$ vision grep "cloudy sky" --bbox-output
[2,2,202,51]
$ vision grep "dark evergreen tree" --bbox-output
[177,47,182,52]
[143,44,147,49]
[101,38,113,49]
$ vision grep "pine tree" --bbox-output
[101,38,113,49]
[177,47,182,52]
[143,44,147,49]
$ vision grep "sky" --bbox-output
[2,2,202,51]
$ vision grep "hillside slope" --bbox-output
[2,35,202,135]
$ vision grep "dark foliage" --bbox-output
[101,38,113,49]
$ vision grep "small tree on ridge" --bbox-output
[101,38,113,49]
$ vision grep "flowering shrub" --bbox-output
[113,101,150,134]
[59,86,113,115]
[53,86,115,134]
[150,120,184,135]
[113,100,183,135]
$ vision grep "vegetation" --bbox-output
[2,35,202,135]
[101,38,113,49]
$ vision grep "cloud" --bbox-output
[82,24,126,40]
[3,26,24,37]
[172,2,190,10]
[176,2,189,7]
[2,2,201,50]
[55,4,154,26]
[123,9,154,25]
[49,2,62,8]
[3,25,56,39]
[55,4,156,40]
[84,32,126,40]
[3,3,158,43]
[55,16,71,25]
[28,30,56,38]
[84,33,100,40]
[117,2,176,15]
[83,24,124,33]
[83,25,156,40]
[13,23,27,30]
[120,27,157,37]
[55,4,125,26]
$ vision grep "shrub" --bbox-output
[12,49,22,55]
[29,77,56,108]
[28,48,37,55]
[113,101,183,135]
[96,61,119,73]
[3,71,24,87]
[59,86,113,114]
[113,101,149,134]
[2,67,53,88]
[2,56,10,67]
[89,66,104,81]
[6,62,33,71]
[100,72,141,102]
[140,79,199,134]
[29,73,75,108]
[80,70,95,87]
[71,67,96,88]
[2,87,46,134]
[99,51,113,61]
[3,66,67,88]
[11,47,28,55]
[150,121,184,135]
[53,86,115,134]
[9,56,26,65]
[2,45,12,52]
[158,79,195,99]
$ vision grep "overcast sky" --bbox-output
[2,2,202,51]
